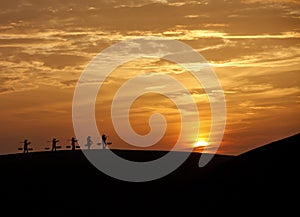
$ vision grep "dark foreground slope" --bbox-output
[0,133,298,215]
[209,133,299,213]
[212,133,299,191]
[0,150,231,199]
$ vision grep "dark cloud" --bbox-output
[41,54,89,69]
[0,87,14,94]
[60,79,78,87]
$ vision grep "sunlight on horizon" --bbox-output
[193,139,209,148]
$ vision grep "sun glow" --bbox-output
[194,140,209,148]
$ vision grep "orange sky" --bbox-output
[0,0,299,155]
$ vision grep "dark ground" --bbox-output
[0,133,298,216]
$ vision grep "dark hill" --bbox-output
[0,150,232,199]
[209,133,299,214]
[0,133,298,215]
[213,133,299,186]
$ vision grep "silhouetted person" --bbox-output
[85,136,93,150]
[71,137,78,151]
[23,139,31,153]
[51,138,59,151]
[102,134,107,149]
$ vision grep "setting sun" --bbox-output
[0,0,299,157]
[194,140,209,148]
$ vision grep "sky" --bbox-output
[0,0,299,155]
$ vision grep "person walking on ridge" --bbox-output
[23,139,31,153]
[102,134,108,150]
[51,138,59,151]
[71,137,78,151]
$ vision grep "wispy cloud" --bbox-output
[0,0,299,154]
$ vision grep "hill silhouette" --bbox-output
[0,133,298,215]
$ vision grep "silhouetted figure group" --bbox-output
[19,134,111,153]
